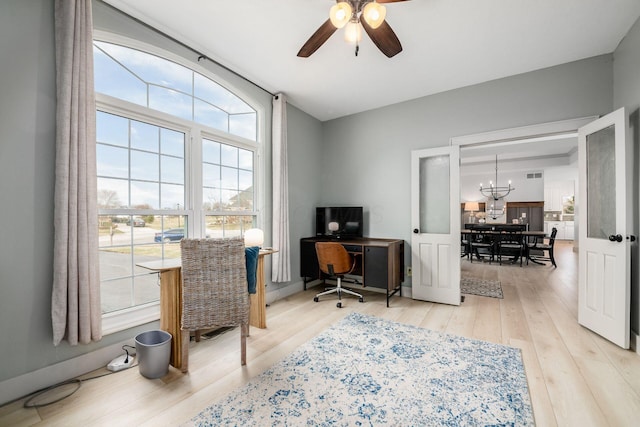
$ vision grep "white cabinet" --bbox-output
[564,222,574,240]
[544,180,574,211]
[544,221,574,240]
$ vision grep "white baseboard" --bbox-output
[0,338,136,406]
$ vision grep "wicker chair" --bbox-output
[180,237,250,370]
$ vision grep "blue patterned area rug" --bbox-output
[185,312,534,426]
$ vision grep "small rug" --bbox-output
[461,277,503,299]
[185,312,534,426]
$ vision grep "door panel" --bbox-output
[578,107,631,349]
[411,146,460,305]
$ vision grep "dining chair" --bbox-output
[180,236,250,369]
[469,230,496,264]
[527,227,558,267]
[497,230,525,266]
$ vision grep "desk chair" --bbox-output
[180,237,250,369]
[313,242,364,308]
[527,227,558,267]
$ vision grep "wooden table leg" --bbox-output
[249,254,267,329]
[159,268,184,370]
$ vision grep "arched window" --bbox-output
[94,40,260,329]
[94,41,257,141]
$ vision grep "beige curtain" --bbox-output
[52,0,101,345]
[271,94,291,282]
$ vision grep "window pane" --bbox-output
[221,145,238,167]
[239,149,253,171]
[203,139,220,164]
[161,155,184,184]
[587,125,616,240]
[96,111,129,147]
[194,99,228,133]
[149,85,192,121]
[239,170,253,192]
[95,41,192,95]
[93,47,147,106]
[131,180,159,209]
[101,277,135,313]
[221,189,239,210]
[194,73,254,114]
[419,155,450,234]
[203,163,220,188]
[230,113,257,141]
[161,128,184,157]
[221,166,238,190]
[238,190,253,211]
[131,121,159,152]
[161,183,184,209]
[131,151,159,181]
[203,187,221,211]
[97,144,128,179]
[98,177,128,208]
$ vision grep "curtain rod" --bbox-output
[98,0,276,97]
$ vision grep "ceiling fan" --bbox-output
[297,0,409,58]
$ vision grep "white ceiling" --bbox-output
[101,0,640,123]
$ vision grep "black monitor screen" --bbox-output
[316,207,363,238]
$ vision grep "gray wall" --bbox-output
[284,105,324,291]
[321,54,614,288]
[613,16,640,336]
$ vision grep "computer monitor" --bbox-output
[315,206,363,238]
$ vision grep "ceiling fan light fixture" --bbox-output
[344,20,362,43]
[363,1,386,29]
[329,2,352,29]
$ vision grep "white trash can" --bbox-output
[134,330,172,379]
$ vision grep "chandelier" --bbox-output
[479,155,514,201]
[486,200,506,220]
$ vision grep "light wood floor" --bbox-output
[2,241,640,426]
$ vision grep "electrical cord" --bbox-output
[21,345,138,409]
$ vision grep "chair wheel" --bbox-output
[359,297,364,303]
[313,297,319,302]
[336,302,342,308]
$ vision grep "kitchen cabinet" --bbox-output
[544,180,574,211]
[544,221,574,240]
[564,221,575,240]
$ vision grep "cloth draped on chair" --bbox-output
[245,246,259,294]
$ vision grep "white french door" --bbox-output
[410,146,461,305]
[578,107,632,349]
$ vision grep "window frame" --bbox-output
[95,32,265,334]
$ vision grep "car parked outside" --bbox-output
[130,218,146,227]
[154,228,184,242]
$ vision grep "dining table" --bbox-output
[461,229,547,265]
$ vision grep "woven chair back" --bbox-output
[315,242,354,276]
[180,237,249,331]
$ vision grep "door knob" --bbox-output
[608,234,623,242]
[413,228,419,234]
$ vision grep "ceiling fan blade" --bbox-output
[376,0,410,3]
[297,19,338,58]
[361,19,403,58]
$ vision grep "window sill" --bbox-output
[102,302,160,335]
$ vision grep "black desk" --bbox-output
[300,236,404,306]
